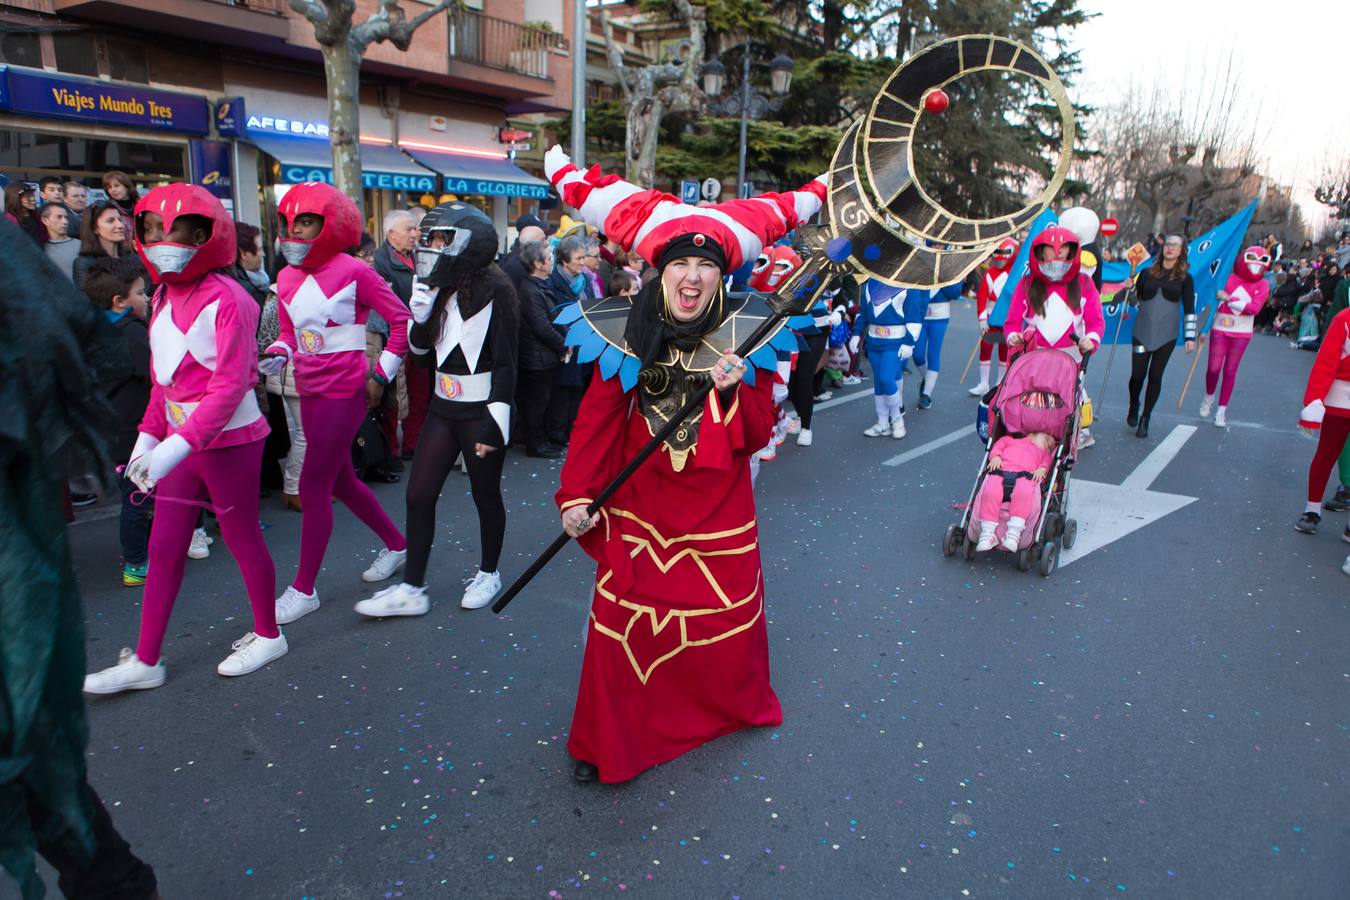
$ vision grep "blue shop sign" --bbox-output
[0,66,209,134]
[281,165,436,193]
[215,97,245,137]
[443,176,550,199]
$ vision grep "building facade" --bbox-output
[0,0,573,249]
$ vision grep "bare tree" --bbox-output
[600,0,707,187]
[1074,50,1272,238]
[1313,152,1350,223]
[288,0,455,212]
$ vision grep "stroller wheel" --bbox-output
[963,534,978,560]
[943,524,961,558]
[1016,547,1034,572]
[1062,519,1078,549]
[1039,541,1059,577]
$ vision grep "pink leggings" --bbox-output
[977,472,1041,523]
[1307,415,1350,504]
[137,439,277,665]
[292,395,405,594]
[1203,330,1251,406]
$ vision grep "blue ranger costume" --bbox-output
[852,278,926,438]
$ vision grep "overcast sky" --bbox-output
[1072,0,1349,232]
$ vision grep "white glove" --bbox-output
[140,433,191,490]
[409,280,436,324]
[828,308,844,327]
[899,344,914,360]
[848,335,861,354]
[544,144,572,181]
[258,354,286,377]
[124,433,161,489]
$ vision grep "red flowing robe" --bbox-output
[556,372,783,783]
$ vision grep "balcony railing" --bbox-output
[448,8,566,81]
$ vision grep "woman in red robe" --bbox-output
[542,145,827,783]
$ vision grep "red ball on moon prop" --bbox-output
[923,89,949,114]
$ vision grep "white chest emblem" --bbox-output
[1229,284,1252,307]
[286,275,357,330]
[990,271,1008,294]
[1036,291,1076,345]
[149,299,220,386]
[436,295,494,371]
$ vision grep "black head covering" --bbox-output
[624,235,728,368]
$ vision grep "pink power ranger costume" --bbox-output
[85,184,285,694]
[262,182,411,625]
[1199,245,1272,426]
[1003,226,1104,357]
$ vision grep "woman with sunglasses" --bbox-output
[1126,235,1196,438]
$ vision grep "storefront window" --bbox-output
[0,129,187,188]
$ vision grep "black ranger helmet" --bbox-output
[415,202,499,288]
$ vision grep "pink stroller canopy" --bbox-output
[993,349,1080,440]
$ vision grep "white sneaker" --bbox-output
[891,417,907,439]
[786,414,801,435]
[362,547,408,583]
[188,528,212,560]
[756,443,777,461]
[1001,529,1023,552]
[814,390,834,401]
[796,428,813,447]
[1077,430,1096,450]
[1342,555,1350,577]
[968,382,990,396]
[863,421,889,437]
[1214,407,1227,428]
[841,375,862,386]
[1198,395,1215,418]
[461,570,502,610]
[275,585,319,625]
[355,582,430,618]
[975,528,999,552]
[84,648,166,694]
[217,631,288,677]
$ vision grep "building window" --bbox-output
[106,37,148,84]
[0,30,42,68]
[52,31,99,78]
[0,130,188,188]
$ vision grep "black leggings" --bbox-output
[788,332,829,428]
[1127,341,1176,418]
[404,413,506,585]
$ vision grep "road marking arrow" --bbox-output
[1059,425,1198,566]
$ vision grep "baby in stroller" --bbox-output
[975,426,1056,551]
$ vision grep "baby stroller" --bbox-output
[943,348,1087,576]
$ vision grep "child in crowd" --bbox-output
[610,268,639,297]
[975,429,1056,552]
[84,256,153,585]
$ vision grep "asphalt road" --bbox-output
[34,308,1349,899]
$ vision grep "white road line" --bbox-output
[1120,424,1197,490]
[813,389,875,412]
[882,427,970,467]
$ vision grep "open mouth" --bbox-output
[676,287,703,311]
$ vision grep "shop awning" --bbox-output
[400,146,552,199]
[249,134,437,193]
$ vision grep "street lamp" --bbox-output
[702,43,793,198]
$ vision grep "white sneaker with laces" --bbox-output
[217,631,288,677]
[84,648,166,694]
[756,442,777,461]
[275,585,319,625]
[188,528,212,560]
[863,421,889,437]
[796,428,813,447]
[1198,394,1215,418]
[841,375,862,386]
[362,547,408,582]
[1001,528,1023,552]
[891,416,907,439]
[968,382,990,397]
[976,524,999,552]
[355,582,430,618]
[1214,407,1227,428]
[461,570,502,610]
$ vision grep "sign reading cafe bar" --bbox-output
[0,65,209,134]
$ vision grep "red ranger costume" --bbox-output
[1295,307,1350,536]
[544,145,826,783]
[970,238,1018,395]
